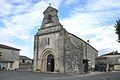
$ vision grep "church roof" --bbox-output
[43,6,58,14]
[0,44,20,51]
[68,33,98,52]
[101,51,120,56]
[19,55,32,60]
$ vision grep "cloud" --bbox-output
[65,0,77,5]
[1,7,42,41]
[0,0,120,58]
[44,0,63,9]
[0,0,63,58]
[61,0,120,55]
[0,0,12,17]
[87,0,120,11]
[0,0,47,58]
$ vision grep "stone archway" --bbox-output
[40,49,55,72]
[47,54,54,72]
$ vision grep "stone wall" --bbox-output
[0,48,19,69]
[33,6,98,74]
[34,26,66,73]
[68,33,98,69]
[64,32,84,74]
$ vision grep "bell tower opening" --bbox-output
[47,54,54,72]
[47,15,52,23]
[41,6,60,28]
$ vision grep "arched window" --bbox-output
[48,38,50,45]
[48,15,52,23]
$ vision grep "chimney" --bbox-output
[113,50,115,54]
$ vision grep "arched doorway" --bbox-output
[47,54,54,72]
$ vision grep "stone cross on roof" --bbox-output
[49,3,51,6]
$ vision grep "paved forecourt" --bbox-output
[0,70,120,80]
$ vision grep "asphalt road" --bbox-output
[0,70,120,80]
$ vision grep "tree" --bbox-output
[114,19,120,43]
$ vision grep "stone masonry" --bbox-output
[33,6,98,74]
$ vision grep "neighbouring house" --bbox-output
[96,51,120,71]
[19,55,33,70]
[0,44,20,70]
[33,6,98,74]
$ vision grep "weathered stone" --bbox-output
[33,6,98,74]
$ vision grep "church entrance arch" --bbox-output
[40,49,55,72]
[47,54,54,72]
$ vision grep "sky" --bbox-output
[0,0,120,59]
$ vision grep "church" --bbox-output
[33,6,98,74]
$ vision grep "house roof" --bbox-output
[19,55,32,60]
[0,44,20,51]
[101,51,120,56]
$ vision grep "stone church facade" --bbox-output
[33,6,98,74]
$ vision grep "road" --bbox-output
[0,70,120,80]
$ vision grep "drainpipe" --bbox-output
[63,29,66,74]
[34,35,39,71]
[36,35,39,71]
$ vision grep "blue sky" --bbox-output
[0,0,120,58]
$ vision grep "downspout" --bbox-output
[36,35,39,71]
[34,34,39,71]
[63,29,66,73]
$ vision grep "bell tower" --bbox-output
[41,6,60,28]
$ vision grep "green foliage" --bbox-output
[114,19,120,43]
